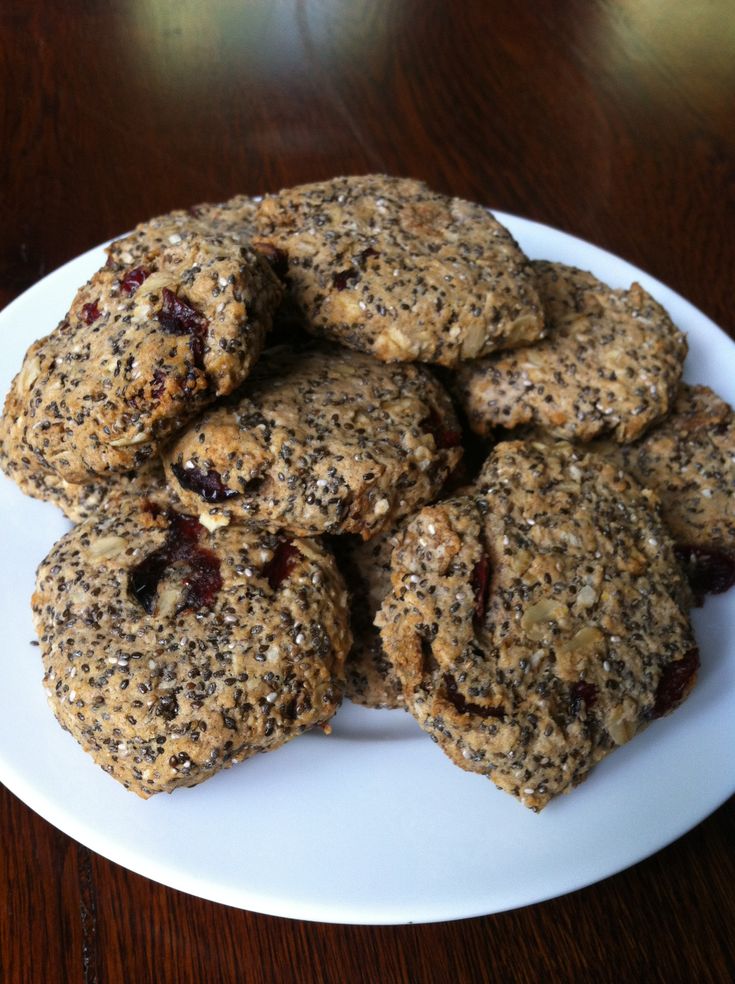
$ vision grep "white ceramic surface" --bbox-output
[0,215,733,925]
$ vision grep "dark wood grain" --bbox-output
[1,1,734,982]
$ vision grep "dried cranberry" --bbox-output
[128,510,222,615]
[81,301,101,324]
[262,541,300,589]
[443,673,504,719]
[675,544,735,603]
[332,268,356,291]
[171,462,238,503]
[422,407,462,450]
[471,555,491,625]
[570,680,598,716]
[650,648,700,719]
[157,288,208,369]
[120,266,150,295]
[151,369,167,400]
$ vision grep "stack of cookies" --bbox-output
[2,175,733,810]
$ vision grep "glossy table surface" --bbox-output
[1,2,734,981]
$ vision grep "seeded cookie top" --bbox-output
[6,231,282,483]
[455,260,687,443]
[377,440,697,810]
[32,495,351,796]
[106,193,260,266]
[253,175,544,366]
[163,344,463,538]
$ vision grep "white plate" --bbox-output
[0,215,733,925]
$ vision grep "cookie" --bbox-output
[454,261,687,443]
[335,531,405,709]
[4,231,282,484]
[163,345,463,538]
[33,495,351,797]
[0,413,167,522]
[106,194,260,266]
[254,175,544,366]
[376,440,698,811]
[519,384,735,599]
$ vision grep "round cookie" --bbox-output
[377,440,698,811]
[518,384,735,600]
[106,193,260,266]
[6,231,282,483]
[334,531,405,710]
[163,345,464,538]
[454,260,687,443]
[33,495,351,797]
[254,175,544,366]
[0,411,167,523]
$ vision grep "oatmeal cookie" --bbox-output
[254,175,544,366]
[4,231,282,484]
[163,345,463,538]
[455,261,687,443]
[0,413,167,522]
[33,495,351,797]
[377,440,698,810]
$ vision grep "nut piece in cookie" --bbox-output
[455,261,687,443]
[254,175,544,366]
[377,440,698,811]
[163,345,463,538]
[4,231,282,484]
[334,531,406,710]
[32,495,351,797]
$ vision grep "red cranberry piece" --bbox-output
[443,673,504,719]
[570,680,598,716]
[128,510,222,615]
[171,462,238,503]
[81,301,101,324]
[151,369,167,400]
[650,648,700,719]
[262,541,300,589]
[471,555,491,624]
[422,407,462,449]
[121,266,151,295]
[675,544,735,604]
[157,288,209,369]
[332,268,356,291]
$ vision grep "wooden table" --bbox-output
[1,2,734,981]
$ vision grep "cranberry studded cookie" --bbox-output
[33,495,351,796]
[163,345,463,538]
[253,175,544,366]
[2,231,282,485]
[455,261,687,443]
[377,441,698,811]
